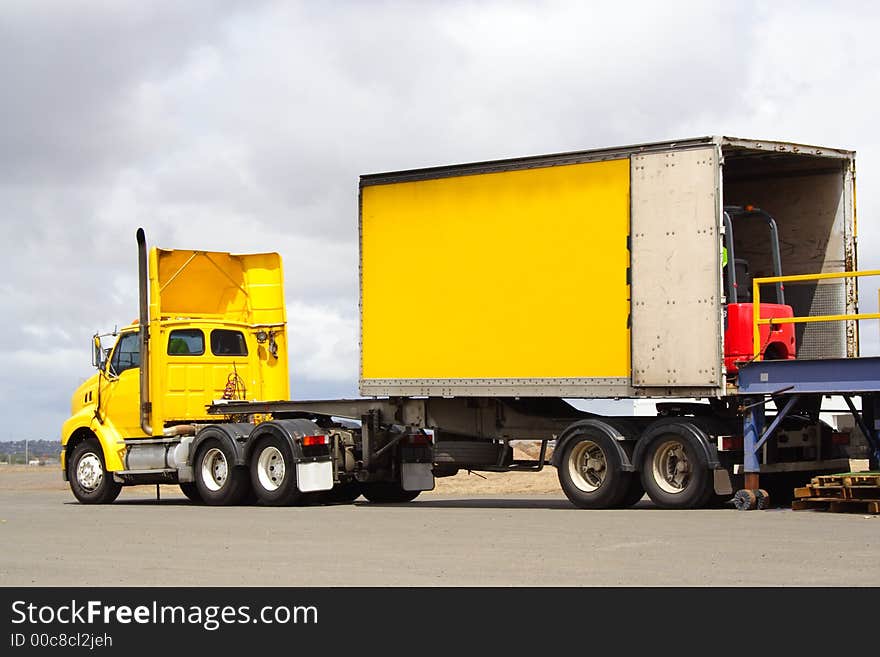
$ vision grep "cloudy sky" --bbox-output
[3,0,880,440]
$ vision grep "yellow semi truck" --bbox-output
[62,136,878,510]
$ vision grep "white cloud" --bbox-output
[3,1,880,439]
[286,300,359,390]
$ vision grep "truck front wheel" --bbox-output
[68,438,122,504]
[557,433,632,509]
[249,435,304,506]
[194,438,250,506]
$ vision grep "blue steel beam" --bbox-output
[743,398,764,475]
[753,394,801,454]
[738,357,880,395]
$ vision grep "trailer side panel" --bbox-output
[360,158,631,395]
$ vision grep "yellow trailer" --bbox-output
[359,136,856,398]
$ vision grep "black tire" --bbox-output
[249,434,304,506]
[360,482,420,503]
[615,476,646,508]
[194,438,250,506]
[557,433,631,509]
[242,486,260,505]
[67,438,122,504]
[639,432,713,509]
[179,482,202,504]
[312,482,362,505]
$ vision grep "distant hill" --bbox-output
[0,439,59,464]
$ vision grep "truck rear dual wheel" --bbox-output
[311,482,362,505]
[557,434,635,509]
[249,434,304,506]
[639,434,713,509]
[194,438,250,506]
[68,438,122,504]
[360,482,420,504]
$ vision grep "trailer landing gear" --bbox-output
[732,488,770,510]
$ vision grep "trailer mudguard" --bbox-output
[551,419,637,472]
[632,419,722,471]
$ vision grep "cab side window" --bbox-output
[210,329,248,356]
[167,329,205,356]
[109,333,140,375]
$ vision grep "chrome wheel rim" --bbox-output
[76,452,103,491]
[652,439,691,494]
[568,440,607,492]
[201,447,228,492]
[256,446,286,492]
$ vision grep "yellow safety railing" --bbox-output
[752,270,880,358]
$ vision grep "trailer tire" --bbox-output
[249,434,304,506]
[179,482,202,504]
[68,438,122,505]
[639,431,713,509]
[360,482,420,504]
[557,433,631,509]
[194,438,250,506]
[615,476,645,508]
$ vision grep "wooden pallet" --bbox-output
[792,497,880,514]
[792,472,880,513]
[797,485,880,500]
[813,472,880,487]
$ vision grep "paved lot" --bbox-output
[1,475,878,586]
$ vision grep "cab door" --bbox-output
[98,331,147,438]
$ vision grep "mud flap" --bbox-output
[714,468,734,496]
[296,461,333,492]
[402,463,435,491]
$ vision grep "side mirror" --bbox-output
[92,335,104,369]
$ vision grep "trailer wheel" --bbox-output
[194,438,250,506]
[178,482,202,504]
[557,433,631,509]
[639,434,713,509]
[615,476,645,508]
[68,438,122,504]
[360,482,420,503]
[249,435,304,506]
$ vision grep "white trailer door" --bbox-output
[630,147,723,389]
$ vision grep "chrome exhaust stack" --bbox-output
[137,227,152,436]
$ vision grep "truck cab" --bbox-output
[60,234,335,505]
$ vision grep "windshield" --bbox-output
[109,332,140,376]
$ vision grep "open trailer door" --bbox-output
[630,145,724,392]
